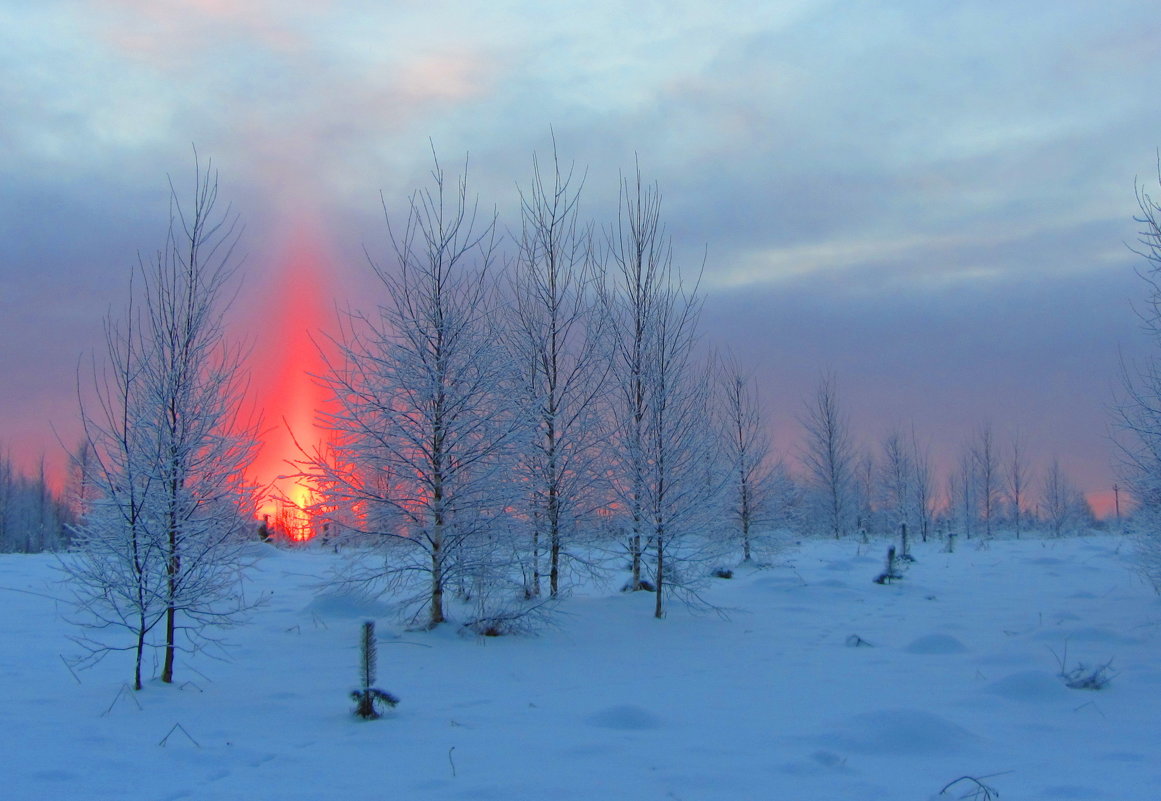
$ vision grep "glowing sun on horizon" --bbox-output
[248,227,333,542]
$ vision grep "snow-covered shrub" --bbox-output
[1050,643,1116,690]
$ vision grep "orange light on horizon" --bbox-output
[248,223,334,542]
[1085,488,1124,523]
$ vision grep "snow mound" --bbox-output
[586,704,662,730]
[985,670,1068,702]
[904,633,967,654]
[1031,626,1139,645]
[780,750,851,775]
[1039,784,1103,798]
[818,708,978,755]
[303,591,392,619]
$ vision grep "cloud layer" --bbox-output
[3,1,1159,507]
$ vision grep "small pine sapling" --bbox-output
[874,545,904,584]
[351,621,399,719]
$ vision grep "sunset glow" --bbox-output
[248,224,333,541]
[1085,488,1122,523]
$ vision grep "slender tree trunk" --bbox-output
[430,536,445,627]
[549,489,561,598]
[548,445,561,597]
[162,518,178,683]
[135,617,146,691]
[162,606,175,683]
[653,528,664,619]
[530,524,541,598]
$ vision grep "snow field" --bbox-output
[2,534,1159,800]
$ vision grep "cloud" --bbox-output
[3,0,1160,500]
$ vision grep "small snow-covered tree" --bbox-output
[351,620,399,719]
[909,428,936,542]
[880,429,914,536]
[950,442,979,540]
[973,424,1000,539]
[1006,430,1031,539]
[800,374,856,539]
[66,156,259,688]
[315,156,523,628]
[1042,457,1086,538]
[719,358,778,562]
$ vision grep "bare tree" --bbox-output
[800,374,856,539]
[951,442,979,540]
[602,165,719,616]
[909,427,936,542]
[1042,457,1085,537]
[314,155,522,628]
[508,142,608,598]
[974,424,1000,539]
[641,282,717,618]
[1114,163,1161,588]
[67,438,96,525]
[602,164,669,590]
[66,156,259,688]
[1006,430,1031,539]
[719,357,777,562]
[880,428,914,536]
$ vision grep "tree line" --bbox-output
[50,145,1113,689]
[800,380,1095,545]
[0,450,73,553]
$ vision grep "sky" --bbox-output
[3,0,1161,515]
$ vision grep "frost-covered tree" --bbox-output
[315,156,523,628]
[1006,430,1031,539]
[640,282,718,618]
[880,429,914,536]
[800,374,856,539]
[909,429,936,542]
[507,144,609,598]
[1114,165,1161,589]
[719,359,778,562]
[973,424,1000,539]
[603,167,719,615]
[1042,457,1086,538]
[66,157,259,688]
[950,443,979,540]
[602,166,668,591]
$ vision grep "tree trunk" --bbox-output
[135,623,146,691]
[430,537,445,627]
[162,513,178,683]
[530,525,541,598]
[653,535,664,619]
[162,605,175,683]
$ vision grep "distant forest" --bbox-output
[0,450,73,553]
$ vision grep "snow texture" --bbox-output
[3,534,1160,799]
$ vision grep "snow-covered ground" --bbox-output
[3,533,1159,800]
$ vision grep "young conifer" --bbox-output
[351,621,399,719]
